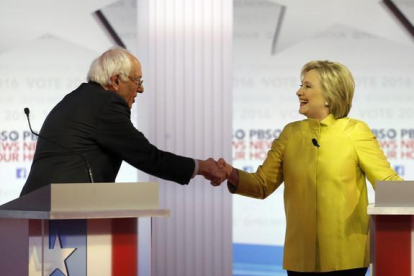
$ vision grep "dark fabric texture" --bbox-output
[21,82,195,196]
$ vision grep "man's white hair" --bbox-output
[87,47,133,86]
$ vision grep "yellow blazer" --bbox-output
[231,114,402,272]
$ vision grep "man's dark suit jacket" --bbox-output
[20,82,195,196]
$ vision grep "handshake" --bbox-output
[197,158,234,186]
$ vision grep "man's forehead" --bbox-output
[131,57,142,75]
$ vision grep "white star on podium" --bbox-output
[28,234,77,276]
[45,235,76,276]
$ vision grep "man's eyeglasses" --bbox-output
[121,74,144,87]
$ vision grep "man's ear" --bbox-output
[109,75,120,90]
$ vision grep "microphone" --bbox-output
[24,107,94,183]
[312,138,320,148]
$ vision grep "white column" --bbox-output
[136,0,233,275]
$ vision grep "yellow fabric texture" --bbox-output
[231,114,402,272]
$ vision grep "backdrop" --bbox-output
[1,0,414,276]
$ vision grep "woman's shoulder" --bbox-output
[342,117,370,129]
[285,118,308,128]
[282,119,306,134]
[341,117,373,138]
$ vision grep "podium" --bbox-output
[368,181,414,276]
[0,182,169,276]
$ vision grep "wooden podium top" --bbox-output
[0,182,170,220]
[368,204,414,215]
[368,181,414,215]
[0,208,170,220]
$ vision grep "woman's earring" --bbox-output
[325,102,329,107]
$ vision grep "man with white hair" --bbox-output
[20,48,226,196]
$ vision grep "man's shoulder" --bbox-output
[72,82,112,97]
[48,82,128,120]
[68,82,127,107]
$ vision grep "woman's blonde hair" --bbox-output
[301,60,355,119]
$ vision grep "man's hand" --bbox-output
[197,158,228,186]
[218,158,239,188]
[217,158,232,176]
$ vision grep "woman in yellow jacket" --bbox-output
[221,60,403,275]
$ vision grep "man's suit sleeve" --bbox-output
[95,94,195,184]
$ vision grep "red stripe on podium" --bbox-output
[112,218,138,276]
[375,215,411,276]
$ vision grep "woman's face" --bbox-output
[296,69,329,120]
